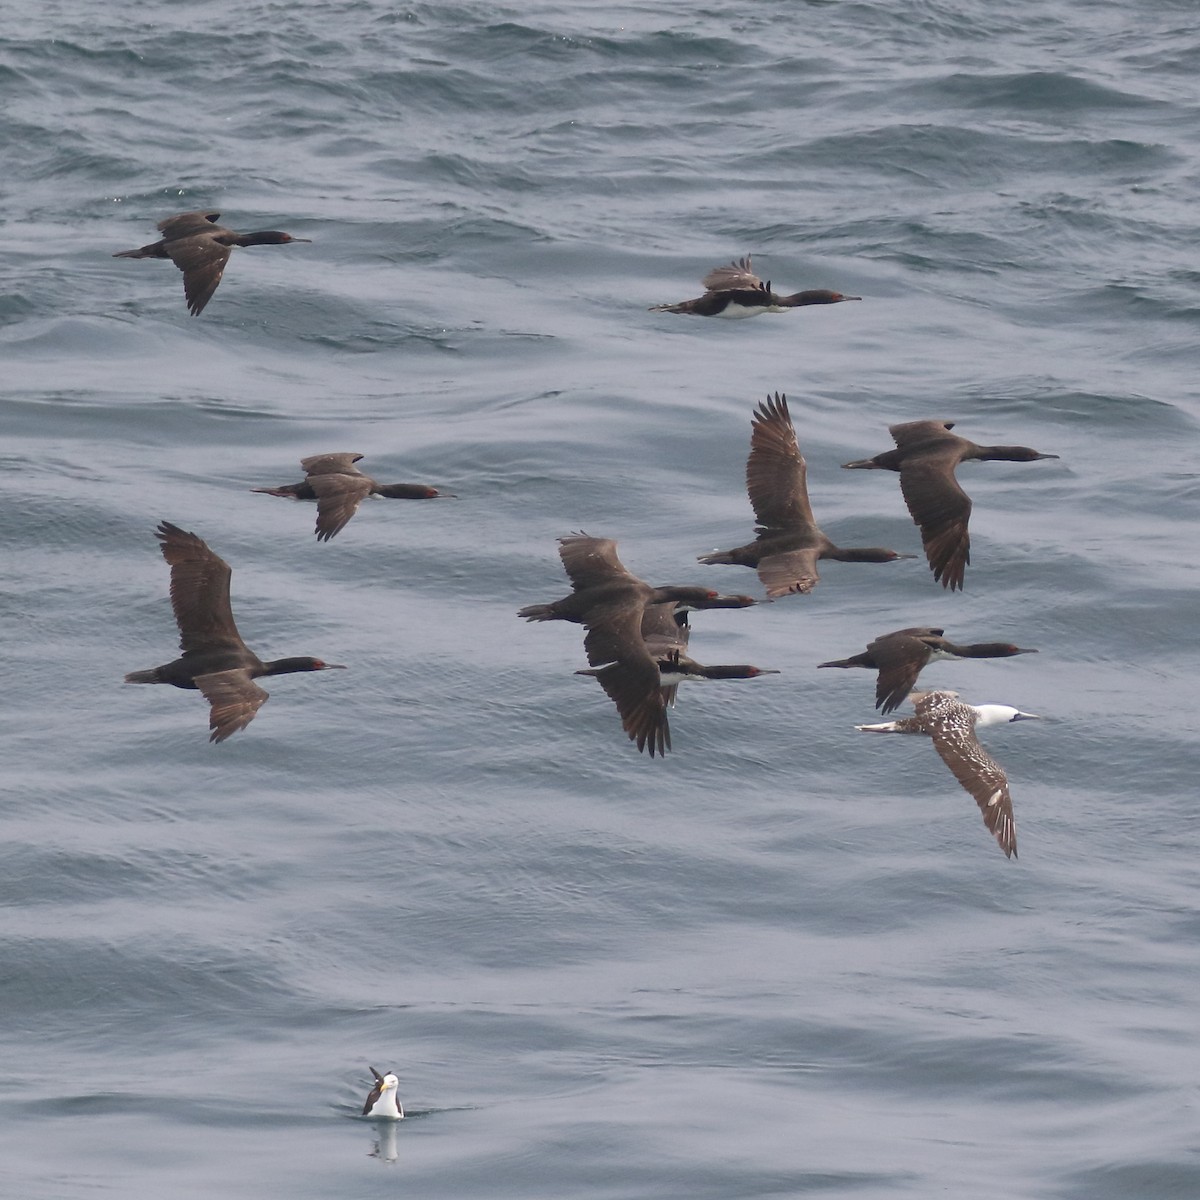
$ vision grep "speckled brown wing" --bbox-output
[897,452,972,591]
[165,233,233,315]
[917,692,1017,858]
[308,474,374,541]
[194,669,269,743]
[701,256,763,291]
[756,547,822,597]
[557,533,644,593]
[156,521,246,653]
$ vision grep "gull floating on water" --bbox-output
[362,1067,404,1120]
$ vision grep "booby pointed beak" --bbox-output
[1011,710,1041,721]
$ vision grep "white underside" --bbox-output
[925,647,962,662]
[715,304,785,319]
[367,1091,404,1119]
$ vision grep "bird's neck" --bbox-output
[374,483,441,499]
[958,643,1023,659]
[262,657,318,676]
[232,231,289,247]
[972,444,1045,462]
[781,290,841,307]
[827,547,899,563]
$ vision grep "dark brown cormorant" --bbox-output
[650,256,860,318]
[124,521,344,742]
[699,393,913,597]
[518,534,724,756]
[113,210,310,315]
[819,626,1038,713]
[253,452,450,541]
[577,594,775,707]
[842,420,1059,590]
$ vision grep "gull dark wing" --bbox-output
[194,670,270,743]
[156,521,246,652]
[362,1068,385,1116]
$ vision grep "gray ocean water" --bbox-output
[3,0,1198,1195]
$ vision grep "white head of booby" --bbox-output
[972,704,1040,726]
[856,692,1041,733]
